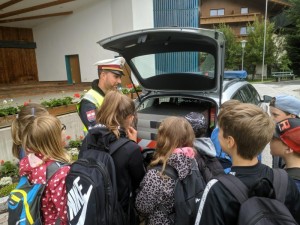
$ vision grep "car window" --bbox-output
[132,51,215,79]
[232,91,243,102]
[239,85,253,103]
[247,84,261,105]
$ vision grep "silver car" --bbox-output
[98,27,267,145]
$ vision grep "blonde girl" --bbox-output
[79,90,145,225]
[19,115,71,225]
[135,116,202,225]
[11,103,49,159]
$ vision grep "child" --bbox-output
[11,103,49,160]
[185,112,224,182]
[195,103,300,225]
[135,116,205,225]
[79,90,145,225]
[269,95,300,168]
[270,118,300,191]
[210,99,241,172]
[20,115,71,225]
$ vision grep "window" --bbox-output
[247,85,261,105]
[241,8,248,14]
[210,9,225,16]
[240,27,247,35]
[210,9,217,16]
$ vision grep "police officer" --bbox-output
[77,57,125,132]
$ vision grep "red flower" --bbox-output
[66,135,71,140]
[79,135,84,140]
[74,93,81,98]
[24,102,29,106]
[0,160,4,165]
[126,84,133,89]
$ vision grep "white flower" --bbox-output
[3,100,7,104]
[0,177,12,187]
[68,148,79,156]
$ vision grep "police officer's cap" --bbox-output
[94,57,125,76]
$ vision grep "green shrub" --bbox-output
[0,106,19,117]
[0,161,19,178]
[0,183,17,198]
[41,96,74,108]
[68,140,82,148]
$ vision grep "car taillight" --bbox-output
[210,107,216,128]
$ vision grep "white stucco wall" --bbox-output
[34,0,154,83]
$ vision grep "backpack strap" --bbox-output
[217,174,249,204]
[46,162,64,181]
[272,168,288,203]
[109,137,132,155]
[152,164,178,180]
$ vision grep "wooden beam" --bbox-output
[0,11,73,23]
[0,0,75,19]
[0,40,36,48]
[0,0,24,10]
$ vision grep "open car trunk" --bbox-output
[136,95,217,149]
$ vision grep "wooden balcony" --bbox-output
[200,13,262,25]
[270,0,291,7]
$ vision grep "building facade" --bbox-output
[200,0,290,38]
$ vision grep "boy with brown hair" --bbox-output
[195,103,300,225]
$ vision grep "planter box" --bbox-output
[0,114,17,128]
[0,104,77,128]
[0,196,8,213]
[46,104,77,116]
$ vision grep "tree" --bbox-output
[283,0,300,75]
[216,24,240,70]
[244,18,276,80]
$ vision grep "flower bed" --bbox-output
[0,160,19,212]
[0,94,81,128]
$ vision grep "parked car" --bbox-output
[98,27,269,147]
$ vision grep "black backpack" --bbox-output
[154,159,206,225]
[66,137,131,225]
[8,162,64,225]
[194,152,224,183]
[217,169,298,225]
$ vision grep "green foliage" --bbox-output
[244,18,276,78]
[68,140,82,148]
[283,0,300,75]
[216,23,240,70]
[72,154,78,161]
[122,88,130,94]
[0,161,18,178]
[41,96,74,108]
[0,106,19,117]
[0,183,17,198]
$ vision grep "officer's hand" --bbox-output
[127,126,137,142]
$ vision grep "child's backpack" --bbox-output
[217,169,298,225]
[194,152,224,183]
[155,159,206,225]
[66,137,132,225]
[7,162,63,225]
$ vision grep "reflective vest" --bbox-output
[77,89,104,132]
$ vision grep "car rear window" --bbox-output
[132,51,215,79]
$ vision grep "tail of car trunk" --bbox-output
[135,96,217,149]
